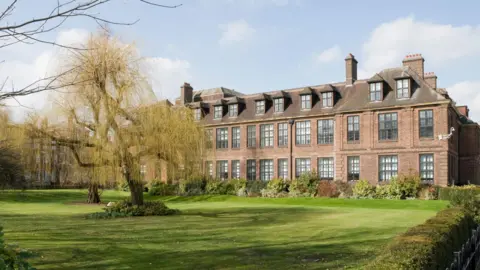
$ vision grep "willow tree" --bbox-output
[28,31,205,205]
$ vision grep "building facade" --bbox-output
[173,54,480,186]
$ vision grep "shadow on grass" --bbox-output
[0,205,405,270]
[0,190,130,204]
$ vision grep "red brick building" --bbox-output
[172,53,480,186]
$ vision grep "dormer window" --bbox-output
[321,92,333,108]
[369,82,382,101]
[300,94,311,110]
[228,104,238,117]
[396,79,410,99]
[214,105,223,119]
[274,98,284,113]
[256,100,265,115]
[194,108,202,121]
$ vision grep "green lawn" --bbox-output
[0,190,448,269]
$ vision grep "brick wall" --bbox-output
[203,104,456,186]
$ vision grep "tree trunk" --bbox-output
[87,183,101,204]
[124,169,144,206]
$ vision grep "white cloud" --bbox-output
[141,58,191,101]
[447,81,480,122]
[359,16,480,78]
[0,29,191,122]
[219,19,256,46]
[316,45,342,63]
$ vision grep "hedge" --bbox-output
[368,207,476,270]
[438,186,480,201]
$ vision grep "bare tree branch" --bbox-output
[0,0,182,102]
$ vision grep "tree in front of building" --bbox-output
[27,31,205,205]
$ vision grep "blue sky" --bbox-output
[2,0,480,121]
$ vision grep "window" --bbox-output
[260,124,274,148]
[322,92,333,107]
[278,159,288,179]
[231,160,240,179]
[317,119,334,144]
[396,79,409,99]
[420,154,434,183]
[216,160,228,180]
[214,105,223,119]
[318,158,334,180]
[205,161,213,178]
[295,120,311,145]
[347,116,360,142]
[247,160,256,180]
[278,123,288,146]
[260,159,274,181]
[379,113,398,141]
[295,158,311,178]
[379,155,398,181]
[256,100,265,114]
[419,109,434,138]
[347,156,360,181]
[194,108,202,120]
[232,127,240,148]
[300,95,311,110]
[274,98,284,113]
[216,128,228,149]
[370,82,382,101]
[229,104,238,117]
[205,129,213,149]
[247,125,256,147]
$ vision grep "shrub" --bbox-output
[246,180,267,197]
[352,180,375,199]
[0,226,36,269]
[374,183,390,199]
[87,199,179,219]
[261,178,288,198]
[368,207,475,269]
[178,175,207,196]
[335,181,353,198]
[395,172,421,198]
[417,185,439,200]
[316,181,339,198]
[289,172,319,197]
[148,182,177,196]
[117,181,129,192]
[229,178,247,194]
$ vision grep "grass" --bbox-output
[0,189,449,269]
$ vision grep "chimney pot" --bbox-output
[345,53,358,85]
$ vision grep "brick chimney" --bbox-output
[180,82,193,105]
[402,54,425,78]
[424,72,437,89]
[457,105,469,118]
[345,53,357,85]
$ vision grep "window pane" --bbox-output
[278,123,288,146]
[347,116,360,142]
[247,125,256,147]
[278,159,288,179]
[317,119,334,144]
[216,128,228,149]
[347,156,360,181]
[296,121,311,145]
[260,124,274,148]
[260,159,274,181]
[247,160,256,180]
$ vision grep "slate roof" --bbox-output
[191,65,453,125]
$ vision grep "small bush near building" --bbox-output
[245,180,267,197]
[289,172,319,197]
[316,180,339,198]
[352,180,375,199]
[418,185,439,200]
[261,178,289,198]
[178,176,207,196]
[335,181,353,198]
[148,182,178,196]
[368,207,475,269]
[87,199,179,219]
